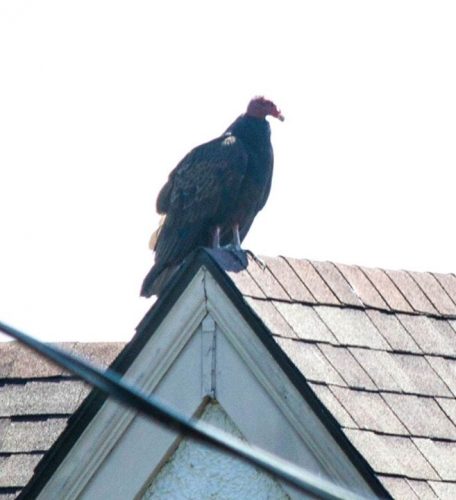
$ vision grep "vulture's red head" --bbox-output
[246,96,284,121]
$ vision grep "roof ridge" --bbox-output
[274,254,455,278]
[218,252,456,318]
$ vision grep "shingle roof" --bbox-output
[223,254,456,499]
[5,252,456,499]
[0,342,124,499]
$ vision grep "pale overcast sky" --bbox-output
[1,1,455,341]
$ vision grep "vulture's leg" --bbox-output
[232,224,241,251]
[212,226,221,249]
[221,224,244,255]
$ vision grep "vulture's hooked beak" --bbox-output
[273,108,284,121]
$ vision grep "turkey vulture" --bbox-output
[141,96,284,297]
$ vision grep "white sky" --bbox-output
[1,1,455,342]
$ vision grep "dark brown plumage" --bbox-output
[141,96,283,297]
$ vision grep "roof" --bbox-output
[0,342,124,499]
[218,252,456,499]
[4,251,456,499]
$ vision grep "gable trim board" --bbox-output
[19,250,390,499]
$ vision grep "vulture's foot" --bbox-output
[221,244,248,267]
[222,243,243,253]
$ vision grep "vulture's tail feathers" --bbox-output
[140,264,177,298]
[149,215,166,250]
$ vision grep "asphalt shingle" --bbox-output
[383,393,456,440]
[436,398,456,426]
[0,418,67,453]
[310,261,362,307]
[0,341,125,497]
[245,298,296,338]
[225,265,266,299]
[409,271,456,316]
[275,338,345,385]
[366,309,421,354]
[273,302,336,343]
[0,493,19,500]
[433,273,456,306]
[0,342,124,380]
[407,480,439,499]
[67,342,124,367]
[315,306,389,349]
[264,257,316,303]
[330,387,406,434]
[428,481,456,499]
[247,257,290,301]
[0,343,62,379]
[426,357,456,397]
[309,384,357,427]
[335,263,390,310]
[345,430,439,480]
[0,454,43,487]
[414,439,456,481]
[318,344,376,390]
[0,381,88,418]
[391,354,452,397]
[350,348,403,392]
[386,270,438,315]
[361,267,414,312]
[398,315,456,357]
[284,258,340,305]
[379,477,420,500]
